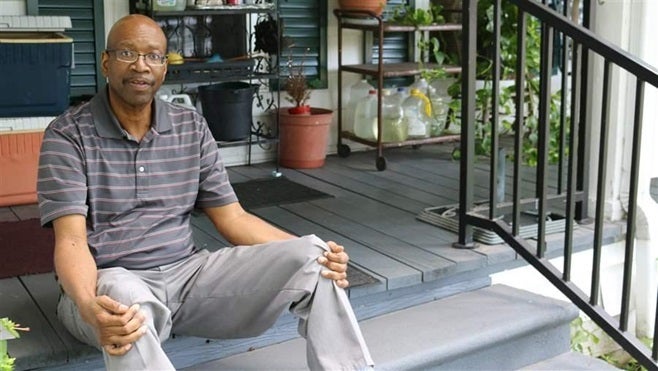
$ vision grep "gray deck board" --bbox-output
[252,206,398,295]
[281,200,456,282]
[0,277,67,369]
[9,204,40,220]
[19,274,98,360]
[302,160,446,214]
[0,207,18,222]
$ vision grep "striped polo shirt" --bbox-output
[37,87,238,269]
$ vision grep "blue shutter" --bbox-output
[279,0,328,88]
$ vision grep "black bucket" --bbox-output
[198,82,259,141]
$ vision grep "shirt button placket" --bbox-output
[136,163,148,198]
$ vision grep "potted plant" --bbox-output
[283,57,312,115]
[277,49,334,169]
[338,0,388,16]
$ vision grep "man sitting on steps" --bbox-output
[37,14,373,370]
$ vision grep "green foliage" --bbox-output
[390,4,445,26]
[1,318,25,371]
[570,316,600,355]
[476,0,541,79]
[571,317,653,371]
[443,0,567,166]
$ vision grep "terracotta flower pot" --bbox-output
[287,105,311,115]
[278,108,333,169]
[338,0,387,16]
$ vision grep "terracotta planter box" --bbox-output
[0,131,43,206]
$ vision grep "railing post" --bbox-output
[455,0,477,249]
[575,0,592,222]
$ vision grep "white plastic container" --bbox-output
[353,89,378,140]
[381,89,407,142]
[402,88,433,139]
[152,0,186,11]
[348,79,375,108]
[342,79,374,133]
[409,78,429,95]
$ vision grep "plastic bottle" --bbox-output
[347,79,375,109]
[402,88,433,139]
[409,78,429,95]
[381,89,407,142]
[392,87,409,107]
[342,79,375,133]
[429,94,449,136]
[353,89,378,140]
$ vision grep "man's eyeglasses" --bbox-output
[105,49,167,66]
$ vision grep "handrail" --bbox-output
[510,0,658,88]
[457,0,658,369]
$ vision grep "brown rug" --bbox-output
[0,219,54,279]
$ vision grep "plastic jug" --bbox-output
[381,89,407,142]
[392,87,409,106]
[343,79,374,133]
[402,88,433,139]
[353,89,378,141]
[409,78,429,95]
[348,79,375,108]
[429,94,449,136]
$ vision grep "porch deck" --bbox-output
[0,144,625,370]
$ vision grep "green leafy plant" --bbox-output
[444,0,569,166]
[390,4,445,26]
[570,316,600,356]
[571,316,654,371]
[1,318,29,371]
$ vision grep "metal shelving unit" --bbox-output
[334,8,462,171]
[130,0,281,169]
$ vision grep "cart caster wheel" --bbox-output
[338,144,351,158]
[376,156,387,171]
[412,144,422,150]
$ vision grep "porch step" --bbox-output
[185,284,595,370]
[520,351,619,370]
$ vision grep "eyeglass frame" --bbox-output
[105,49,168,66]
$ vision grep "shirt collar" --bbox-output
[90,87,173,139]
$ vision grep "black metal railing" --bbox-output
[457,0,658,369]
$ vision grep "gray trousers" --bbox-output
[57,235,373,370]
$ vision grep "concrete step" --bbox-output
[185,284,585,370]
[519,351,619,370]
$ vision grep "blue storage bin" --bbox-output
[0,32,73,117]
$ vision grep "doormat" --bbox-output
[232,177,333,210]
[0,219,55,279]
[417,203,568,245]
